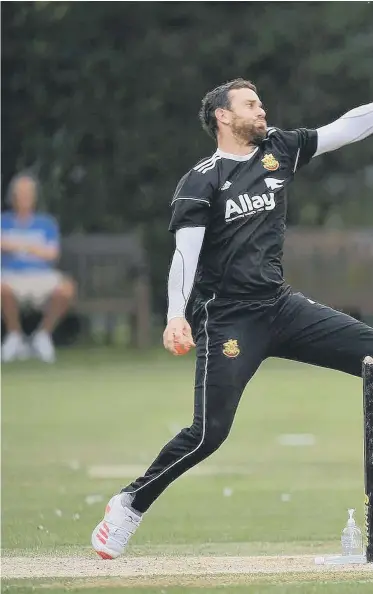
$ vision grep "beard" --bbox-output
[231,116,267,146]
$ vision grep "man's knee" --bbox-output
[53,277,76,301]
[1,282,16,300]
[336,335,373,377]
[202,427,230,455]
[348,325,373,376]
[188,416,232,456]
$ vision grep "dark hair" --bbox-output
[6,170,39,206]
[199,78,257,140]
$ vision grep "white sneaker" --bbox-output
[31,330,56,363]
[1,332,24,362]
[91,494,142,559]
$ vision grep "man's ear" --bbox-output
[215,107,230,126]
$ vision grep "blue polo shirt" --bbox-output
[1,212,59,273]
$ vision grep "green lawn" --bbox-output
[2,348,372,592]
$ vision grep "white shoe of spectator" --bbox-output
[1,332,25,362]
[32,330,56,363]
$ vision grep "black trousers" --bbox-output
[123,287,373,512]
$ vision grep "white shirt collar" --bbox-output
[216,147,259,162]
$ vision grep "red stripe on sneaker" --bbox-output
[105,505,111,514]
[97,534,106,545]
[103,522,109,532]
[99,528,108,539]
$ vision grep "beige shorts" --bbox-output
[1,271,64,307]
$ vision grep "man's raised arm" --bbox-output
[314,103,373,157]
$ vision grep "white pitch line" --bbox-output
[87,464,252,479]
[278,434,315,446]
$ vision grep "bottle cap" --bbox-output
[347,508,356,526]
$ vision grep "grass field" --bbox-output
[2,348,373,593]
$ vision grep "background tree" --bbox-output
[2,1,373,313]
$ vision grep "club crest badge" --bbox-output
[222,339,240,358]
[262,154,279,171]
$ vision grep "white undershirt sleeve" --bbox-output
[167,226,205,322]
[314,103,373,157]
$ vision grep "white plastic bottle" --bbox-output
[341,509,363,556]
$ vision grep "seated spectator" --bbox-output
[1,172,75,363]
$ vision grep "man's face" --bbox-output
[220,87,267,144]
[12,177,36,214]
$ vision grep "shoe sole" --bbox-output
[96,550,114,560]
